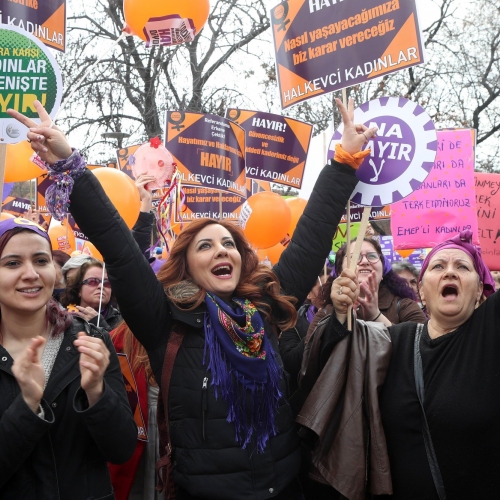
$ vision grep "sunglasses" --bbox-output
[81,277,111,289]
[345,252,381,264]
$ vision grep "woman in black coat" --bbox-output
[9,98,376,500]
[0,218,137,500]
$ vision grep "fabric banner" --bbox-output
[226,108,312,188]
[475,173,500,271]
[0,0,66,51]
[271,0,425,109]
[391,129,478,249]
[165,111,246,197]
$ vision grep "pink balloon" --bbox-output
[130,138,176,190]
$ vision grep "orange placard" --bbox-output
[117,353,148,441]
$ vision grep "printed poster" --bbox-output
[165,111,246,197]
[226,108,312,188]
[271,0,425,109]
[0,0,66,51]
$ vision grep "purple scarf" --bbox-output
[204,293,282,452]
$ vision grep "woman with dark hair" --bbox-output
[62,258,122,331]
[9,98,374,500]
[0,218,136,498]
[321,237,426,327]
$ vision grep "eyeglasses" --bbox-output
[81,277,111,289]
[345,252,380,264]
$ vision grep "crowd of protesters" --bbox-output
[1,99,499,500]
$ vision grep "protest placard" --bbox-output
[175,186,244,223]
[0,0,66,51]
[2,195,32,216]
[36,173,53,228]
[226,108,312,188]
[0,25,62,143]
[271,0,425,109]
[165,111,246,197]
[339,202,390,225]
[391,129,478,249]
[475,172,500,271]
[328,97,437,206]
[117,354,148,441]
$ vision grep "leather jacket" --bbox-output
[296,314,393,500]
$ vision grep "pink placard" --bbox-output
[475,173,500,271]
[391,129,478,249]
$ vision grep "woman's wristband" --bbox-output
[371,311,382,322]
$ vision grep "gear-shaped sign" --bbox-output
[328,97,437,206]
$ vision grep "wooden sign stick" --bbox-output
[347,205,372,330]
[0,144,6,208]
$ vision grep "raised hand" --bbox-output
[73,332,110,407]
[7,100,73,165]
[135,173,156,212]
[331,268,360,323]
[357,271,381,321]
[11,336,47,413]
[335,97,378,155]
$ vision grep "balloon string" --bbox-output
[50,32,129,128]
[96,263,106,329]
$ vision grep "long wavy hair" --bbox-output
[0,228,72,340]
[322,237,417,304]
[157,219,298,331]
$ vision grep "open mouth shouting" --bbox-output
[211,264,233,278]
[441,283,458,300]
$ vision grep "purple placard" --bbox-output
[1,0,66,52]
[328,97,437,206]
[271,0,425,109]
[226,108,312,188]
[165,111,246,197]
[175,187,245,223]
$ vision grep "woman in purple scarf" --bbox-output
[9,99,375,500]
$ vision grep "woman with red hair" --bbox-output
[9,98,375,500]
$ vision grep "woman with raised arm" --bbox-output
[9,99,376,500]
[297,230,498,500]
[0,217,137,499]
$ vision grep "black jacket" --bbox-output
[69,159,358,499]
[0,318,137,500]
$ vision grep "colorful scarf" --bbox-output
[204,293,282,452]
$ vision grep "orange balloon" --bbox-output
[5,141,45,182]
[93,168,141,229]
[256,242,287,265]
[240,192,291,249]
[285,197,308,238]
[123,0,210,43]
[396,248,415,259]
[81,241,103,261]
[48,222,76,255]
[0,212,15,221]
